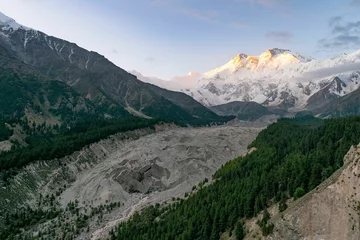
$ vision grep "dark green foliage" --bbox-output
[0,196,123,239]
[0,206,61,239]
[235,221,245,240]
[294,187,305,199]
[109,116,360,240]
[257,210,274,236]
[0,69,32,119]
[278,195,288,212]
[0,121,12,141]
[0,43,231,129]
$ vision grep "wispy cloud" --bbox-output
[319,17,360,51]
[350,0,360,7]
[296,62,360,81]
[329,16,342,27]
[265,31,293,43]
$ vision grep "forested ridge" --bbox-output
[110,116,360,240]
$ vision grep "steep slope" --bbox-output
[315,84,360,118]
[0,45,100,125]
[0,12,225,124]
[306,76,347,110]
[145,83,234,123]
[250,143,360,240]
[210,101,273,120]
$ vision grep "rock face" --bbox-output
[315,85,360,118]
[306,77,347,110]
[252,144,360,240]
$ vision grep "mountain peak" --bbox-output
[259,48,294,61]
[268,48,291,55]
[0,11,29,31]
[258,48,313,66]
[234,53,249,59]
[229,53,248,68]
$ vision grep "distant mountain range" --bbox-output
[1,10,360,124]
[133,48,360,119]
[0,11,231,127]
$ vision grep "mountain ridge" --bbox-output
[0,11,228,126]
[134,48,360,117]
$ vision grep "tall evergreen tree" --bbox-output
[235,221,245,240]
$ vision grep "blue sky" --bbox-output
[0,0,359,79]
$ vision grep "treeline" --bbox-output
[0,118,166,173]
[0,112,229,180]
[110,116,360,240]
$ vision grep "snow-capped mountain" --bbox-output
[140,48,359,110]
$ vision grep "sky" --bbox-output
[0,0,359,79]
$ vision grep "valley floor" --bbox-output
[0,122,262,240]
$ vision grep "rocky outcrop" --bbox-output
[306,77,346,110]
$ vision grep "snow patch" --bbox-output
[69,48,74,63]
[0,11,30,31]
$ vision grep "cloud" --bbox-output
[329,16,342,27]
[145,57,155,62]
[265,31,293,42]
[350,0,360,7]
[319,17,360,51]
[296,62,360,81]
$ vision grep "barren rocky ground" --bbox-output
[0,122,262,239]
